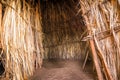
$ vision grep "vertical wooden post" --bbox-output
[87,24,103,80]
[80,0,103,78]
[0,3,2,48]
[89,39,103,80]
[83,15,103,80]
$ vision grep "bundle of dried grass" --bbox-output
[1,0,43,80]
[80,0,120,80]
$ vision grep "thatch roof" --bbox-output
[0,0,120,80]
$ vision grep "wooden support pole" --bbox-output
[80,1,103,78]
[87,28,103,80]
[89,39,103,80]
[94,36,114,80]
[83,15,103,80]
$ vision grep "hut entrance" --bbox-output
[32,0,95,80]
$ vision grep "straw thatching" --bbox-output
[41,0,87,59]
[0,0,43,80]
[0,0,120,80]
[80,0,120,80]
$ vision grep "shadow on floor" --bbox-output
[31,59,95,80]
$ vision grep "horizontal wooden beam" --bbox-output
[82,25,120,41]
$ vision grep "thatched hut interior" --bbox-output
[0,0,120,80]
[41,0,87,59]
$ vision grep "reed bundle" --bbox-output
[1,0,43,80]
[80,0,120,80]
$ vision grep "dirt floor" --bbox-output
[31,59,95,80]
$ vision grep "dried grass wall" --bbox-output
[0,0,43,80]
[80,0,120,80]
[41,0,87,59]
